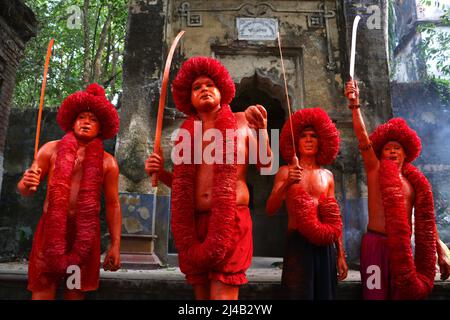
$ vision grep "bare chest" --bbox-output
[199,121,247,164]
[47,150,105,196]
[296,169,330,199]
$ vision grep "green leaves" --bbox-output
[14,0,128,109]
[417,0,450,82]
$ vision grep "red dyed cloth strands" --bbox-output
[29,132,103,290]
[286,188,342,246]
[379,160,436,300]
[171,104,240,274]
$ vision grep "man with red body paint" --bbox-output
[345,80,450,300]
[146,57,272,300]
[17,84,122,300]
[266,108,347,299]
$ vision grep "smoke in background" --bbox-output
[392,82,450,243]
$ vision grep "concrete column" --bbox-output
[117,0,178,265]
[337,0,393,266]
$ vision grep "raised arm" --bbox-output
[102,155,122,271]
[17,141,56,196]
[345,80,379,172]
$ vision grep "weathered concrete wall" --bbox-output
[0,109,116,261]
[391,82,450,244]
[117,0,185,195]
[393,33,426,82]
[392,0,449,81]
[169,0,345,111]
[391,0,425,82]
[392,0,417,42]
[0,1,37,195]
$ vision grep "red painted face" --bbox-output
[298,128,319,156]
[73,111,101,141]
[190,75,221,113]
[381,141,406,167]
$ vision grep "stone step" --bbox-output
[1,262,449,300]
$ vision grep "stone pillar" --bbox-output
[117,0,180,265]
[117,0,165,193]
[341,0,393,128]
[337,0,393,266]
[0,1,37,195]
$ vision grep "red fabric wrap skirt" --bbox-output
[28,213,101,292]
[185,205,253,286]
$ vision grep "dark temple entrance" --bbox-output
[230,72,288,257]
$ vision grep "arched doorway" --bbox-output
[230,71,289,257]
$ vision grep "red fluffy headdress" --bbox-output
[369,118,421,163]
[280,107,340,165]
[281,108,342,245]
[171,56,236,115]
[57,83,119,140]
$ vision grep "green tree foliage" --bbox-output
[416,1,450,102]
[417,1,450,81]
[14,0,128,109]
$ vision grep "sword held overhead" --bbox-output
[348,15,361,100]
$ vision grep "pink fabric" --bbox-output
[185,206,253,286]
[360,231,396,300]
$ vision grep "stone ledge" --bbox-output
[1,262,449,300]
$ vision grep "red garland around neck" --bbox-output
[379,160,436,299]
[171,104,238,274]
[286,188,342,246]
[42,131,104,278]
